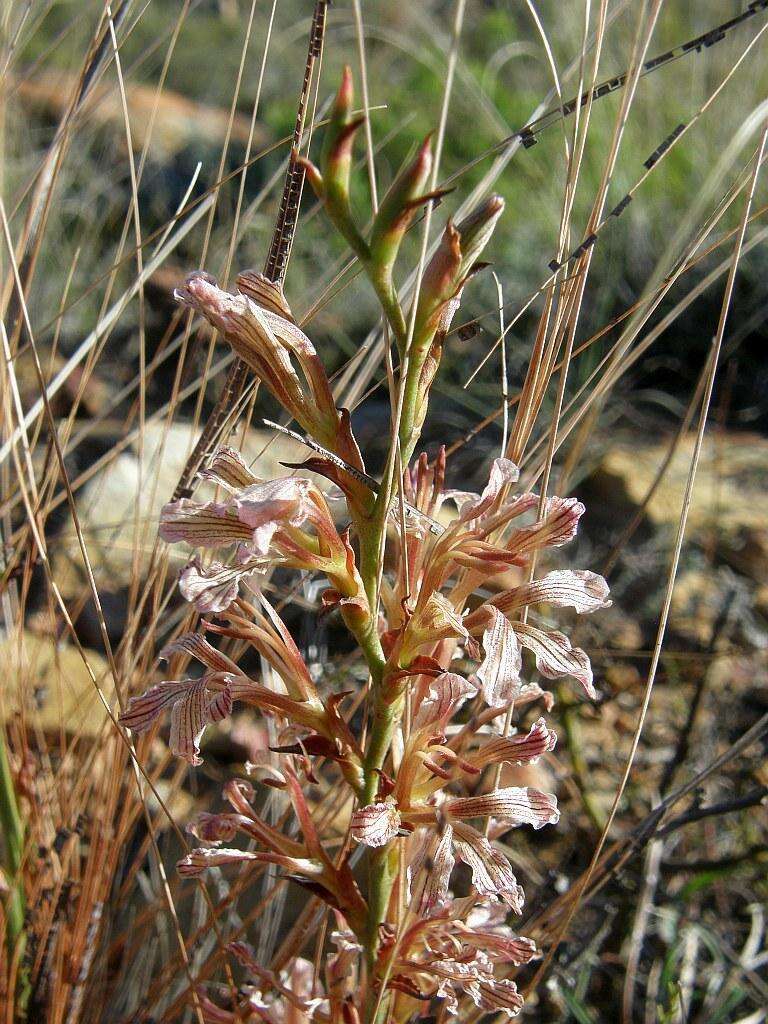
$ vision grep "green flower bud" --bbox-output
[416,195,505,341]
[369,136,434,271]
[320,66,364,210]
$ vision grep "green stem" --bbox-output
[0,726,25,947]
[368,267,408,354]
[362,843,398,1023]
[397,354,425,467]
[354,513,402,1021]
[321,202,410,353]
[334,219,434,1024]
[362,693,403,804]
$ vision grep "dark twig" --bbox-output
[171,0,329,501]
[658,587,737,796]
[655,786,768,839]
[522,713,768,941]
[612,713,768,880]
[661,844,767,872]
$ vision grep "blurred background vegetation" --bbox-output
[9,0,768,452]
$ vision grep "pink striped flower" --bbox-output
[160,446,369,619]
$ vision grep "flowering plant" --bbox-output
[121,69,609,1022]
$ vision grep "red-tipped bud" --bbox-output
[403,196,505,456]
[417,220,462,334]
[320,67,363,204]
[313,69,368,257]
[296,152,324,199]
[369,136,434,270]
[416,194,505,341]
[455,194,505,277]
[334,64,355,121]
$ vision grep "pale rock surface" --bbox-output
[73,421,310,583]
[598,430,767,582]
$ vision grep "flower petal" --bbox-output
[410,824,455,912]
[245,753,288,789]
[176,273,339,440]
[447,787,559,829]
[447,457,520,523]
[451,821,525,911]
[514,622,595,699]
[175,275,304,403]
[177,847,261,877]
[160,499,254,547]
[178,557,261,613]
[509,495,585,555]
[413,672,477,730]
[409,592,469,648]
[491,569,611,617]
[235,269,295,320]
[470,976,524,1017]
[458,919,536,965]
[476,606,522,708]
[327,930,363,999]
[200,445,259,491]
[160,632,240,675]
[235,476,313,533]
[169,677,210,765]
[118,678,195,734]
[471,717,557,769]
[350,799,401,847]
[206,686,233,724]
[186,812,240,844]
[178,846,318,879]
[507,682,555,714]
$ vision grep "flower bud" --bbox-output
[397,592,469,668]
[416,195,505,341]
[453,194,505,279]
[299,68,369,259]
[369,136,434,272]
[320,66,364,210]
[296,151,324,199]
[350,798,401,847]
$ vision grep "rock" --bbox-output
[669,568,731,645]
[15,70,268,158]
[72,421,312,585]
[594,431,768,582]
[0,631,113,738]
